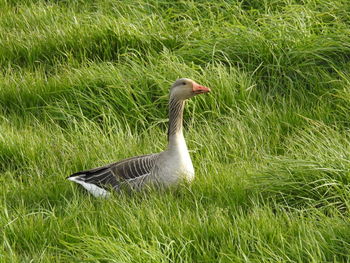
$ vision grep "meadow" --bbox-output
[1,0,350,262]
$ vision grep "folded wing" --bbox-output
[67,153,158,197]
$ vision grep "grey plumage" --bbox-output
[67,78,210,196]
[168,98,184,138]
[67,153,158,191]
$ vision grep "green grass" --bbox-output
[1,0,350,262]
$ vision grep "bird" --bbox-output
[67,78,211,197]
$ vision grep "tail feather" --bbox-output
[67,166,117,198]
[68,175,110,198]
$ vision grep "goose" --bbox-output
[67,78,210,197]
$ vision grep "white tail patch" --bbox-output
[68,176,110,198]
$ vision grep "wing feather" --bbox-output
[67,153,158,193]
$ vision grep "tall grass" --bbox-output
[1,0,350,262]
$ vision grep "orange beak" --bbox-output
[192,82,211,94]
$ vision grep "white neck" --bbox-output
[168,130,188,151]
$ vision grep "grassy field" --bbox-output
[1,0,350,262]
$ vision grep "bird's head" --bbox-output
[170,78,211,100]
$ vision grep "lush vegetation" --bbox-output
[1,0,350,262]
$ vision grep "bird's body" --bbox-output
[67,78,210,197]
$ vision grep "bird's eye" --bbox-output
[182,82,186,85]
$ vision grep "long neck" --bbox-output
[167,96,186,149]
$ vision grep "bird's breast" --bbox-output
[152,147,194,185]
